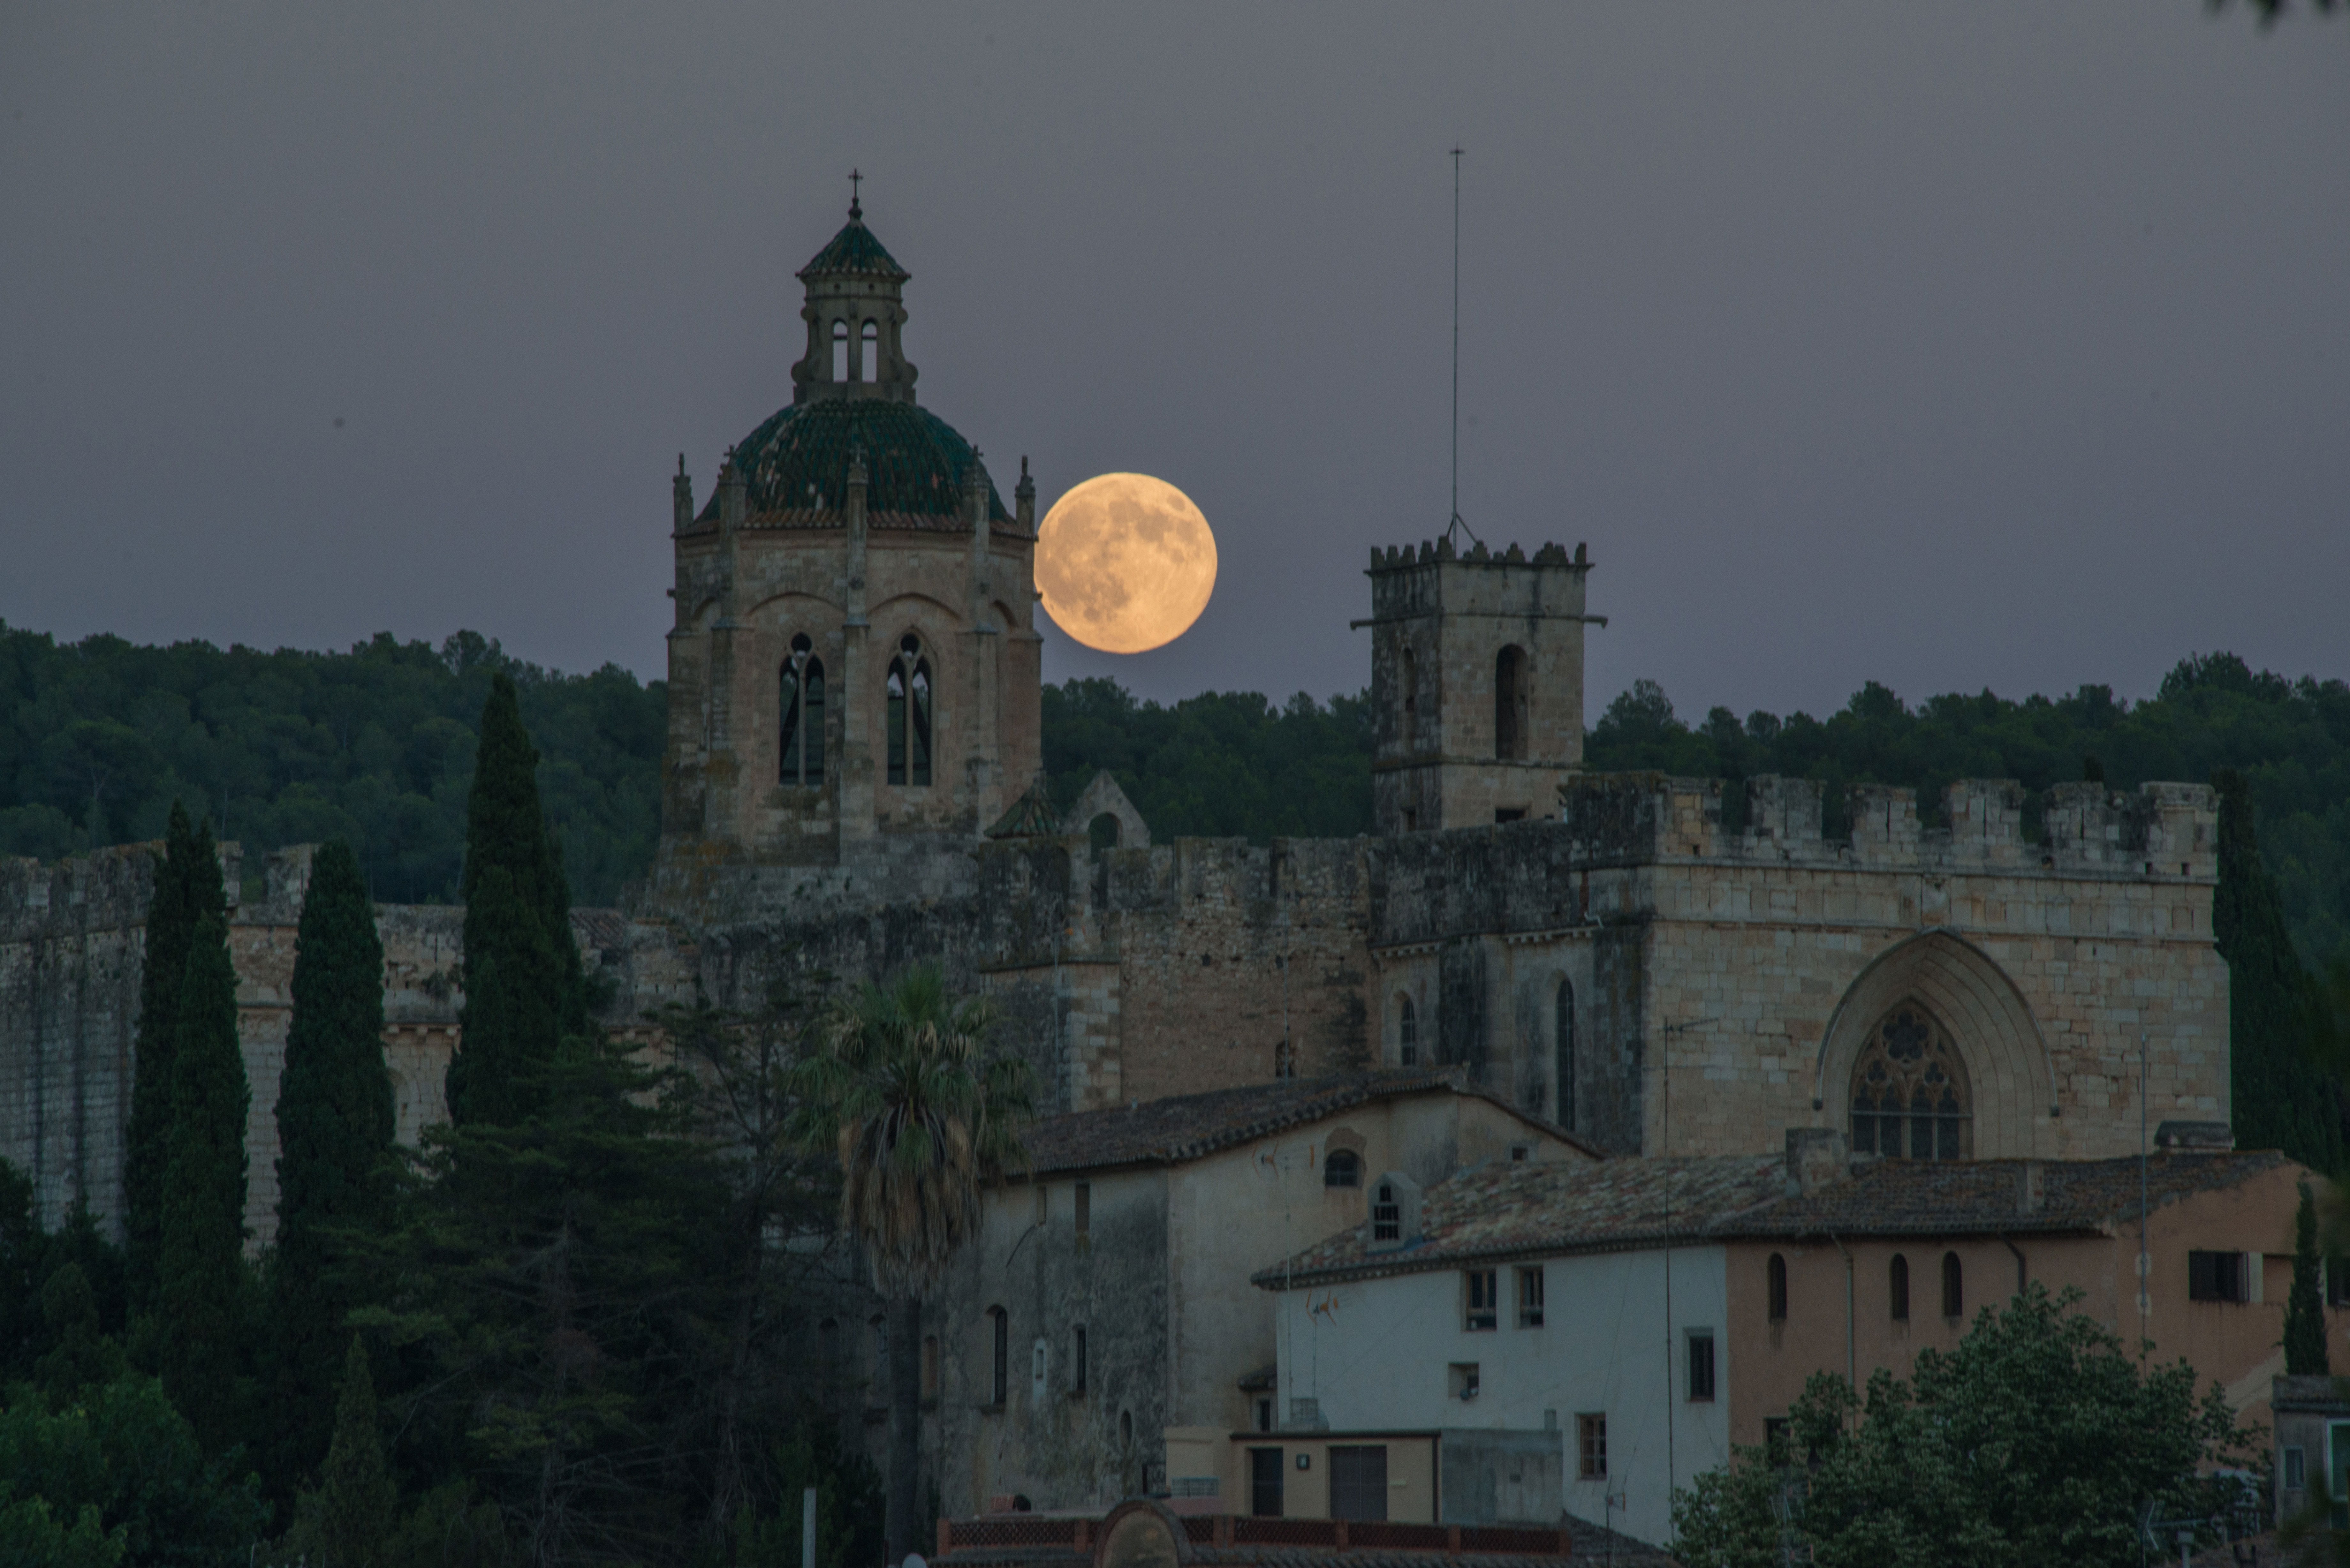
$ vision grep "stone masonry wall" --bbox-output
[1365,774,2225,1161]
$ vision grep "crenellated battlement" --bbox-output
[1555,772,2215,879]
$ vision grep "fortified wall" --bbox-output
[1368,773,2225,1161]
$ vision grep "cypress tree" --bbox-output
[156,912,251,1451]
[2214,768,2339,1171]
[446,674,581,1126]
[2286,1182,2329,1375]
[311,1337,398,1568]
[272,840,393,1479]
[124,803,226,1311]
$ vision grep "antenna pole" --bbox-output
[1451,146,1463,533]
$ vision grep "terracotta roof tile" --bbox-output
[1015,1070,1601,1178]
[1257,1149,2293,1286]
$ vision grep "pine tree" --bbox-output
[308,1338,398,1568]
[2286,1181,2329,1375]
[124,803,226,1311]
[271,840,393,1481]
[156,912,250,1451]
[446,674,582,1126]
[2214,769,2339,1170]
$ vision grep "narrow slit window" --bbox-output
[1494,646,1525,760]
[860,319,879,382]
[1767,1253,1788,1322]
[1555,979,1576,1130]
[1686,1332,1716,1402]
[831,320,848,382]
[1398,995,1418,1066]
[988,1307,1008,1406]
[1890,1254,1910,1321]
[1941,1251,1964,1319]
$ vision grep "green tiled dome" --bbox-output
[797,217,908,282]
[701,398,1008,524]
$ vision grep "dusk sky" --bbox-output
[4,4,2343,725]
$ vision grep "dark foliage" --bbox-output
[444,675,585,1128]
[2287,1182,2328,1375]
[2215,769,2342,1169]
[155,914,253,1456]
[1672,1284,2258,1568]
[0,1372,269,1568]
[271,841,396,1487]
[123,803,226,1314]
[0,623,663,907]
[1040,677,1375,841]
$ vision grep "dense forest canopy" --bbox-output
[0,626,662,907]
[3,622,2344,965]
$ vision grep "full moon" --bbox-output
[1034,473,1218,654]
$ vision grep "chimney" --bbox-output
[1785,1128,1849,1197]
[2016,1161,2046,1216]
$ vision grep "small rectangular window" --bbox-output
[1074,1182,1091,1238]
[2328,1259,2350,1308]
[1510,1142,1533,1162]
[1071,1326,1087,1395]
[1329,1445,1389,1522]
[1464,1269,1499,1331]
[1516,1267,1545,1328]
[1448,1362,1480,1400]
[2189,1250,2249,1303]
[1248,1447,1285,1517]
[1686,1331,1716,1402]
[2287,1445,2308,1490]
[1577,1413,1607,1479]
[1256,1397,1274,1433]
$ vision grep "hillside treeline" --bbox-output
[0,626,663,907]
[4,623,2344,965]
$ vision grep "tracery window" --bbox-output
[1849,1004,1970,1160]
[886,634,933,787]
[779,633,826,786]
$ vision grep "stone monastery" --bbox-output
[0,189,2230,1255]
[0,198,2247,1529]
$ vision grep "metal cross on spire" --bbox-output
[848,168,863,219]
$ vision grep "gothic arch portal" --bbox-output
[1811,929,2055,1158]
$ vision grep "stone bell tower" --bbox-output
[1360,536,1600,833]
[653,192,1042,902]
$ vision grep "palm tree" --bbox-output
[791,963,1035,1566]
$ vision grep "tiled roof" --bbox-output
[798,217,909,281]
[986,778,1062,840]
[1014,1070,1600,1178]
[1257,1149,2292,1287]
[1714,1149,2290,1240]
[696,398,1009,527]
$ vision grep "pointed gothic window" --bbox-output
[780,634,825,786]
[887,634,933,788]
[1849,1004,1971,1160]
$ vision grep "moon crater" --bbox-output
[1034,473,1217,655]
